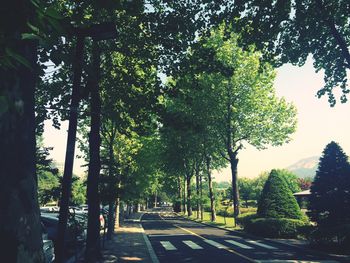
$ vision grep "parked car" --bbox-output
[75,205,106,229]
[40,212,86,255]
[40,206,59,213]
[41,223,55,263]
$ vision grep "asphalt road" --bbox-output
[141,209,342,263]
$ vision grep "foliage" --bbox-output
[38,171,60,205]
[231,0,350,106]
[297,177,313,191]
[258,169,303,220]
[181,26,297,216]
[217,206,257,218]
[236,212,258,228]
[275,169,301,193]
[245,218,309,238]
[308,141,350,226]
[309,224,350,247]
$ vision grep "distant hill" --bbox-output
[287,156,319,178]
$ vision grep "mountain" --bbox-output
[287,156,319,178]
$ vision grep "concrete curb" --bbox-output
[139,213,160,263]
[175,212,349,262]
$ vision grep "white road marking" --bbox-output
[183,240,203,250]
[225,240,253,249]
[204,239,228,249]
[160,241,177,251]
[247,240,277,250]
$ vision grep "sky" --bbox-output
[43,57,350,181]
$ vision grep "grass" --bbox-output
[183,211,240,230]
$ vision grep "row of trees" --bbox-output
[160,27,297,223]
[1,0,350,262]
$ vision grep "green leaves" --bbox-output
[5,48,31,68]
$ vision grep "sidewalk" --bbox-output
[100,212,158,263]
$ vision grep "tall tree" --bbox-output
[308,141,350,226]
[182,27,297,217]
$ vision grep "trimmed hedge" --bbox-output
[245,217,309,238]
[217,207,257,218]
[236,212,258,228]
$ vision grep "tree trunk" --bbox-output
[85,41,102,262]
[195,168,200,219]
[206,157,216,222]
[183,177,187,214]
[114,198,120,230]
[106,134,116,240]
[228,151,240,218]
[200,173,204,221]
[174,176,182,212]
[186,174,193,217]
[0,15,44,261]
[154,191,157,208]
[56,35,84,263]
[106,201,115,240]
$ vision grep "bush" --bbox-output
[236,212,258,228]
[309,224,350,246]
[258,169,303,220]
[245,218,309,238]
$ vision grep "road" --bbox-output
[141,209,342,263]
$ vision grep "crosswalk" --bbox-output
[158,238,277,251]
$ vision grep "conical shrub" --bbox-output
[257,169,303,219]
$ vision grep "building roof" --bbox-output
[293,189,311,196]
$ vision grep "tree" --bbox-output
[275,169,301,193]
[308,141,350,226]
[227,0,350,106]
[258,169,303,220]
[185,27,297,218]
[297,177,313,191]
[238,178,255,207]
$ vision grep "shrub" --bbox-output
[309,224,350,246]
[245,218,309,238]
[258,169,303,220]
[216,206,257,218]
[236,212,258,228]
